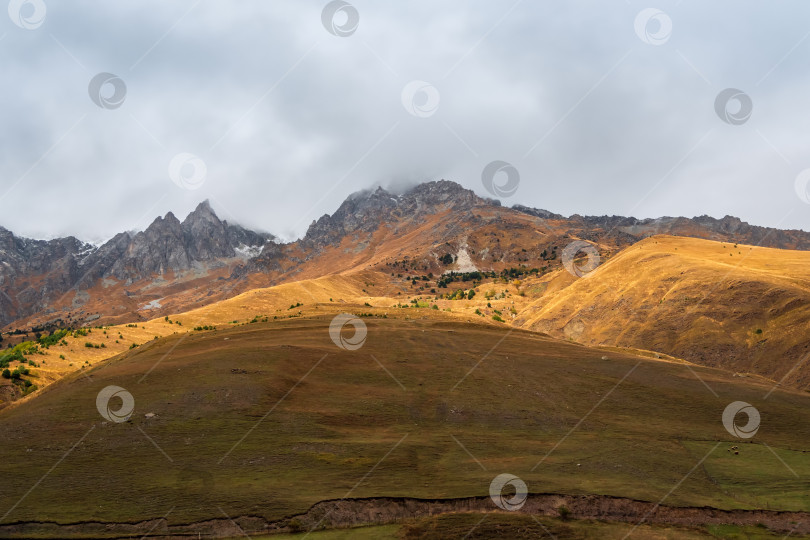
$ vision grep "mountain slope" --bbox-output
[516,235,810,388]
[1,314,808,537]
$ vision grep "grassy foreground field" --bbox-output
[0,312,808,537]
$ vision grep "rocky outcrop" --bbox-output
[303,180,492,248]
[0,201,274,326]
[100,201,274,282]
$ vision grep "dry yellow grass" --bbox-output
[5,266,541,401]
[516,235,810,387]
[10,233,809,405]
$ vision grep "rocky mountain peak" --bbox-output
[511,204,564,220]
[304,180,494,247]
[184,200,218,225]
[164,212,181,226]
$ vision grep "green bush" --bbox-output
[288,518,304,533]
[1,368,10,379]
[37,329,68,348]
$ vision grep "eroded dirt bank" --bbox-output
[1,493,808,538]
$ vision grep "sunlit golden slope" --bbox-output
[8,233,810,406]
[1,268,509,406]
[516,235,810,388]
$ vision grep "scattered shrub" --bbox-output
[288,518,303,533]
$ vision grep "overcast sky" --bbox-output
[1,1,810,243]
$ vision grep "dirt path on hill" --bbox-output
[1,493,808,538]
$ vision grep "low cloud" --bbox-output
[1,1,809,242]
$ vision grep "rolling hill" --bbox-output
[516,235,810,389]
[1,311,809,538]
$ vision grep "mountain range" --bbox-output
[2,180,810,332]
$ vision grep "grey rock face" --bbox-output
[0,201,274,326]
[303,180,490,248]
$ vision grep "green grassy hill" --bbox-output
[0,313,808,537]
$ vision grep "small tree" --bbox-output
[1,368,10,379]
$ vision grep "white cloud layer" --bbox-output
[1,0,809,242]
